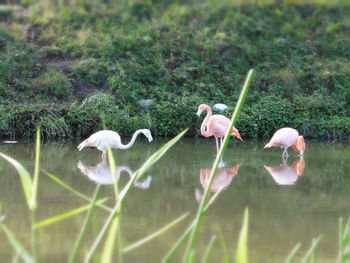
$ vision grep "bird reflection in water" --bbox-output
[195,164,241,203]
[77,160,152,189]
[264,157,305,185]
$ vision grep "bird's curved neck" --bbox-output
[118,130,143,150]
[201,106,212,137]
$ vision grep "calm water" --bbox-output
[0,139,350,262]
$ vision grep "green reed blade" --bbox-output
[202,235,217,263]
[236,208,249,263]
[0,152,33,210]
[123,212,189,253]
[106,146,118,200]
[34,198,108,229]
[162,221,195,263]
[85,129,187,262]
[101,214,120,263]
[31,125,41,210]
[45,171,112,212]
[301,236,322,263]
[183,69,254,262]
[69,185,101,263]
[0,222,34,263]
[188,250,195,263]
[285,242,302,263]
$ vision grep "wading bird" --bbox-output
[264,127,305,158]
[196,104,242,152]
[77,129,153,160]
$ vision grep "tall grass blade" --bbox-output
[202,235,217,263]
[0,152,33,210]
[101,215,120,263]
[285,242,302,263]
[106,146,118,200]
[162,221,195,262]
[31,126,41,210]
[45,171,112,212]
[123,212,189,253]
[34,198,108,229]
[183,69,254,262]
[0,223,34,263]
[69,185,101,263]
[85,130,187,262]
[236,208,249,263]
[301,236,322,263]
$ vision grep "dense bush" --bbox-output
[0,2,349,140]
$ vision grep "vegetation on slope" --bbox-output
[0,1,349,140]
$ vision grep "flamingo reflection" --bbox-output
[264,158,305,185]
[77,160,152,189]
[195,164,241,203]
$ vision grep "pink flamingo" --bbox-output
[196,104,242,152]
[264,127,305,158]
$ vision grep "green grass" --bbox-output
[0,1,349,140]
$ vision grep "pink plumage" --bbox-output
[264,127,305,157]
[196,104,242,152]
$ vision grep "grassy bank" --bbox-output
[0,1,349,140]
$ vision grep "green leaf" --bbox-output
[101,215,120,263]
[0,152,33,210]
[301,236,322,263]
[45,171,112,212]
[285,243,301,263]
[0,222,34,263]
[236,208,249,263]
[69,185,101,263]
[31,125,41,210]
[202,236,217,263]
[34,198,108,229]
[123,212,189,253]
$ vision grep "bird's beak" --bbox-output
[148,136,153,142]
[196,110,201,117]
[232,129,243,141]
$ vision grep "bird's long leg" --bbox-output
[220,137,223,150]
[215,137,219,153]
[102,151,107,161]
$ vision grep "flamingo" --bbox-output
[264,127,305,158]
[77,160,152,189]
[264,158,305,185]
[77,129,153,160]
[196,104,242,152]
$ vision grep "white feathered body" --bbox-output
[78,130,123,152]
[265,127,299,148]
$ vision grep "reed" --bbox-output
[183,69,254,262]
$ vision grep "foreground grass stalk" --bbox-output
[85,130,187,262]
[183,69,254,262]
[31,126,41,210]
[236,208,249,263]
[285,243,302,263]
[34,198,108,229]
[107,146,118,200]
[123,212,190,253]
[0,222,34,263]
[69,185,101,263]
[45,171,112,212]
[202,236,217,263]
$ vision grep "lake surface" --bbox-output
[0,138,350,262]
